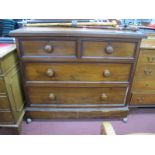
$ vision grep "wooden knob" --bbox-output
[144,69,152,75]
[103,69,110,77]
[101,93,108,101]
[137,97,144,102]
[46,68,54,77]
[44,45,53,53]
[49,93,56,100]
[105,45,114,54]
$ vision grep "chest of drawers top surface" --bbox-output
[10,27,145,38]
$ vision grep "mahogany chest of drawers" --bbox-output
[131,34,155,106]
[0,45,24,134]
[10,27,144,119]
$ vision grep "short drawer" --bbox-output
[131,93,155,105]
[0,96,10,110]
[24,63,131,82]
[0,111,14,123]
[27,86,127,105]
[82,41,136,58]
[132,79,155,91]
[134,64,155,81]
[138,49,155,64]
[0,77,6,94]
[21,39,76,57]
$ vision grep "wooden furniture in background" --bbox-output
[130,34,155,106]
[10,27,144,120]
[0,44,24,134]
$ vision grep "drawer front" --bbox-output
[26,108,128,119]
[21,39,76,57]
[82,41,136,58]
[131,93,155,105]
[0,96,10,110]
[0,77,6,93]
[27,86,127,105]
[24,63,131,82]
[138,49,155,64]
[132,79,155,91]
[134,64,155,81]
[0,111,14,123]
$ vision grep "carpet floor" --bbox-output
[0,108,155,135]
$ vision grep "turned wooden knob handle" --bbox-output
[49,93,56,100]
[105,45,114,54]
[101,93,108,101]
[46,68,54,77]
[103,69,110,77]
[44,45,53,53]
[137,97,144,102]
[144,69,152,75]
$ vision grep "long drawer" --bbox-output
[21,39,76,57]
[82,40,136,58]
[132,79,155,91]
[27,86,127,105]
[134,64,155,81]
[24,63,131,82]
[138,49,155,64]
